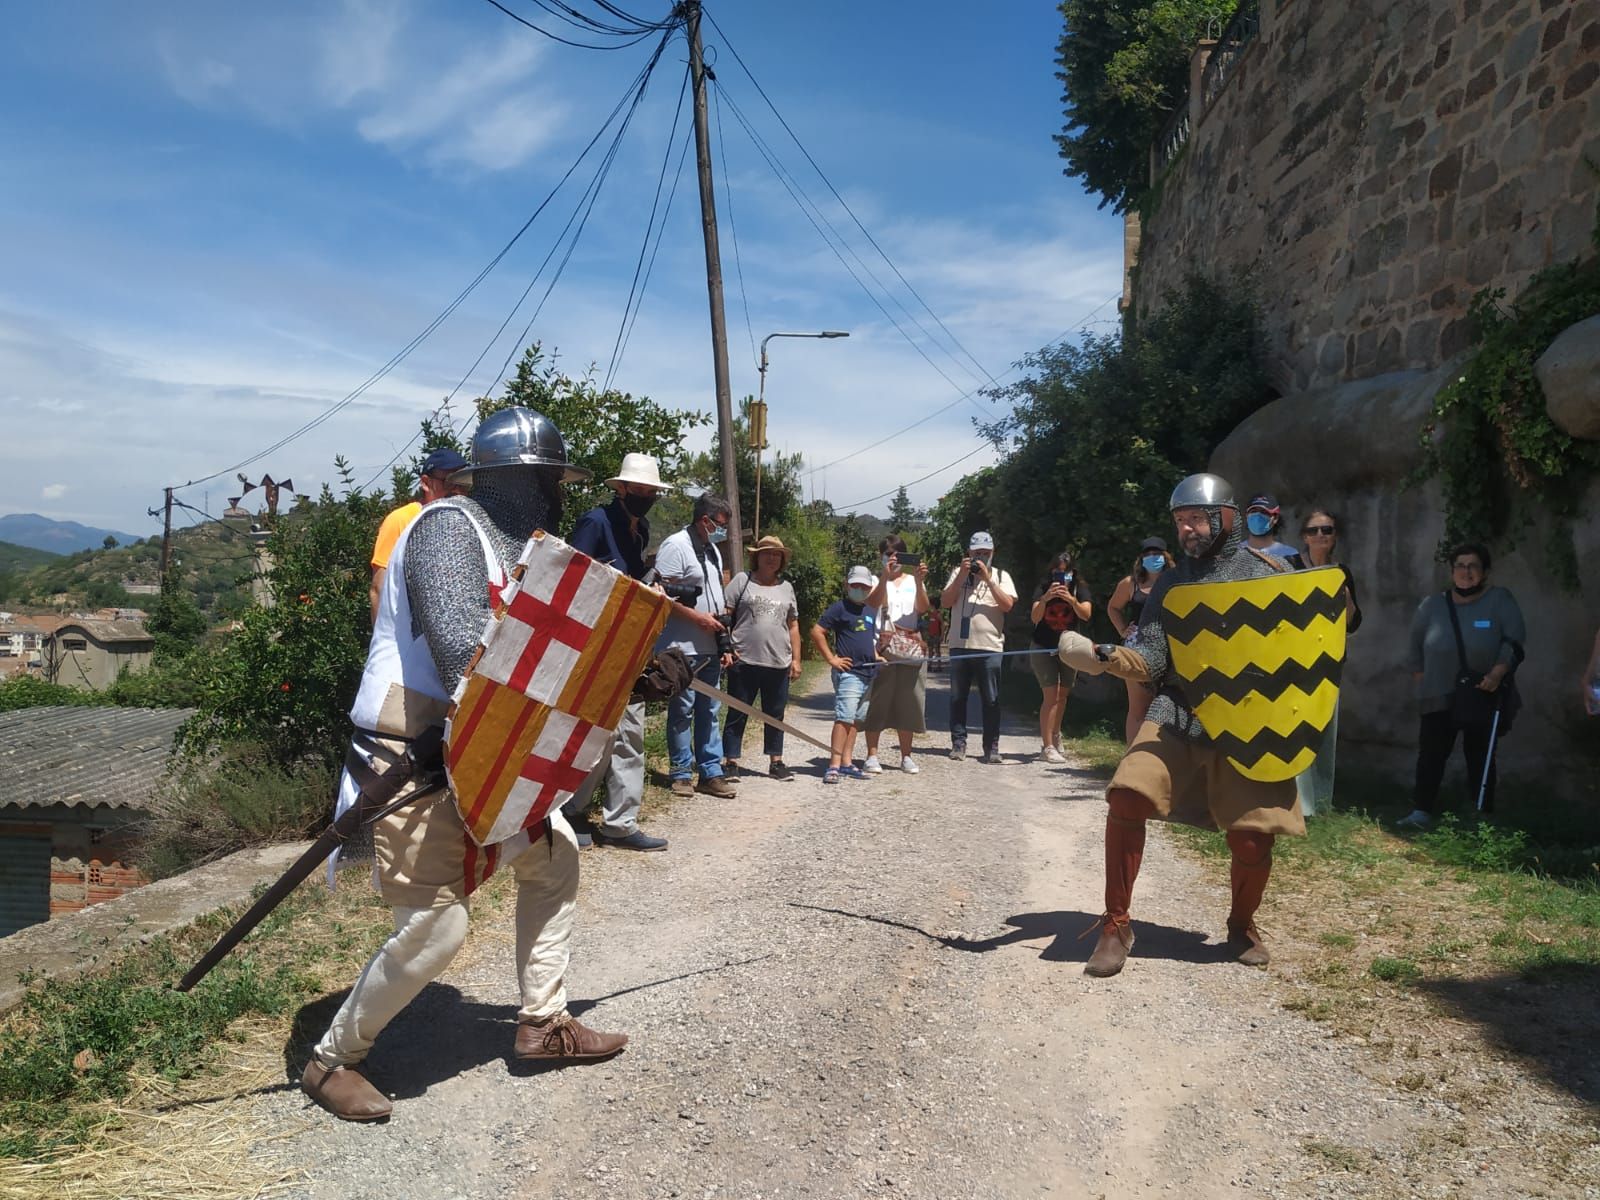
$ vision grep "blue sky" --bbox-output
[0,1,1122,536]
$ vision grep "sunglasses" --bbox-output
[1303,525,1336,536]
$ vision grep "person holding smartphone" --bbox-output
[1029,551,1092,763]
[938,531,1016,763]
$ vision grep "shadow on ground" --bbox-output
[1419,965,1600,1106]
[789,902,1229,966]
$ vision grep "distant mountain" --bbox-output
[0,540,59,573]
[0,514,143,555]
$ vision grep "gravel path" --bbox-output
[255,670,1498,1199]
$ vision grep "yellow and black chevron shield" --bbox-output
[1162,567,1348,782]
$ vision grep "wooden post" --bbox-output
[685,1,743,565]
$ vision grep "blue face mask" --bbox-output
[1246,512,1274,537]
[1141,555,1166,574]
[708,524,728,544]
[847,586,870,604]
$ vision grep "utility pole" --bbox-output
[159,486,174,592]
[685,0,743,567]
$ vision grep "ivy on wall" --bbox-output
[1415,207,1600,588]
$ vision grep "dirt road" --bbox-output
[255,672,1539,1199]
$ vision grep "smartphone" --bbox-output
[898,553,921,568]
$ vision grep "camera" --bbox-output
[657,579,702,606]
[715,612,735,658]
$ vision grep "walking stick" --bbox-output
[1475,696,1503,813]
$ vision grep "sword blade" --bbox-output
[689,676,832,754]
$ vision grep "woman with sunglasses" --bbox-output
[1295,510,1362,815]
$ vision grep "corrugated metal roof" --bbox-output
[0,706,194,812]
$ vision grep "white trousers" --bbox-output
[313,811,581,1067]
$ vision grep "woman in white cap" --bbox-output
[723,535,803,780]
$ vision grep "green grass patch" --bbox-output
[1368,956,1422,984]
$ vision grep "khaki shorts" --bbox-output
[1108,721,1305,836]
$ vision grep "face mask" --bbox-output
[1246,512,1274,537]
[708,524,728,544]
[621,492,656,519]
[1453,581,1485,598]
[1141,555,1166,573]
[847,587,870,604]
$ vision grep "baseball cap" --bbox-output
[967,531,995,552]
[1246,493,1280,514]
[1139,536,1168,554]
[421,447,469,476]
[846,565,875,587]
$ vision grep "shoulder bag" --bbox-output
[1443,592,1520,732]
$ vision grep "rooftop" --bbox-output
[50,619,153,644]
[0,706,195,812]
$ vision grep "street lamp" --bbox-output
[754,330,849,539]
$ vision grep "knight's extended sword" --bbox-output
[689,676,832,753]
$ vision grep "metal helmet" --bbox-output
[456,406,591,485]
[1168,472,1237,512]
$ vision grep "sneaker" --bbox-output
[823,767,842,785]
[949,745,966,761]
[1041,746,1067,764]
[696,776,737,799]
[669,778,694,798]
[769,761,794,781]
[900,756,920,774]
[570,822,594,849]
[595,828,668,852]
[1396,809,1432,830]
[980,751,1003,765]
[863,755,884,775]
[838,764,868,780]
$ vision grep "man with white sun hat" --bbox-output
[561,452,675,851]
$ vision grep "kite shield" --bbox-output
[445,531,672,847]
[1162,566,1348,782]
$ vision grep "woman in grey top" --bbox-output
[1398,542,1525,828]
[722,536,803,781]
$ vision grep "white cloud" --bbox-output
[40,484,67,501]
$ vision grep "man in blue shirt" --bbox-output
[563,454,674,850]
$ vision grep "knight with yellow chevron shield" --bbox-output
[1059,473,1344,978]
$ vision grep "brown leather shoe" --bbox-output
[669,778,694,797]
[1083,913,1135,977]
[514,1013,628,1062]
[1226,920,1271,966]
[696,776,736,799]
[301,1059,393,1121]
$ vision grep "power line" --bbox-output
[704,9,999,389]
[602,64,692,391]
[832,442,995,513]
[480,0,666,48]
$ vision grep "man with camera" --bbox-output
[654,494,737,799]
[561,453,675,850]
[939,531,1016,763]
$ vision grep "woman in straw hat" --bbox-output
[723,535,803,780]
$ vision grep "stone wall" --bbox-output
[1134,0,1600,392]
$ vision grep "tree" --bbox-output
[475,345,710,535]
[102,535,118,550]
[886,486,920,534]
[148,584,206,662]
[1055,0,1234,212]
[683,396,804,534]
[832,513,877,575]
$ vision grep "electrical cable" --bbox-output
[518,0,664,37]
[480,0,662,48]
[716,85,986,415]
[710,82,759,371]
[831,442,994,512]
[602,64,692,391]
[704,8,998,389]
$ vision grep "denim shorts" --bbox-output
[831,669,872,725]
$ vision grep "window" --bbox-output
[62,638,87,651]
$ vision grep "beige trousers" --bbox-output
[313,810,580,1067]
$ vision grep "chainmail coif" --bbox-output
[403,464,564,694]
[1127,503,1284,741]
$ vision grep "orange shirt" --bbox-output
[371,502,421,570]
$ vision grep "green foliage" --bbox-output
[832,513,878,575]
[147,584,206,662]
[937,273,1270,630]
[1367,956,1422,984]
[476,344,710,536]
[138,751,338,878]
[767,507,842,641]
[885,486,921,534]
[181,460,387,767]
[1055,0,1234,212]
[918,468,999,599]
[0,540,59,574]
[0,676,105,712]
[0,944,302,1158]
[1414,232,1600,587]
[1415,816,1532,875]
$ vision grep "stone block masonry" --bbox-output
[1133,0,1600,392]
